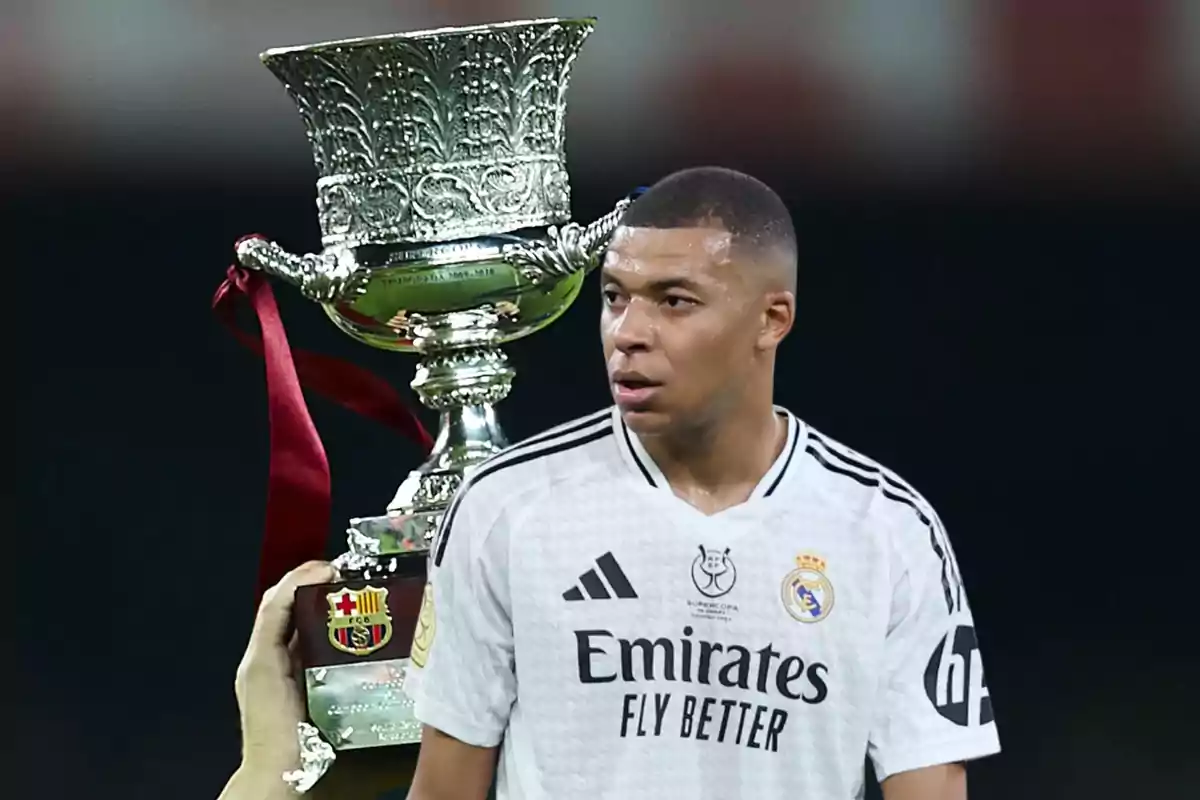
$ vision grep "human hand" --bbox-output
[223,560,419,800]
[234,560,337,776]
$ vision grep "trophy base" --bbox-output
[306,658,422,748]
[294,557,428,752]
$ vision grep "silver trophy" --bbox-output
[232,17,628,791]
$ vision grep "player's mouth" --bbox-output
[611,372,662,407]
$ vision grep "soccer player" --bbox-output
[403,167,1000,800]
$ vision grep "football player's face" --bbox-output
[600,225,765,434]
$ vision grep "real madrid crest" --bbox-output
[781,553,834,623]
[326,585,393,656]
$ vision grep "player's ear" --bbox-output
[758,289,795,350]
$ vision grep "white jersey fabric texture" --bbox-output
[403,406,1000,799]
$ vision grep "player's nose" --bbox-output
[610,298,655,353]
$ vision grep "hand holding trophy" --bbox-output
[221,17,625,793]
[219,562,335,800]
[219,561,425,799]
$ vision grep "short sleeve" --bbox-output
[403,483,515,747]
[867,510,1001,780]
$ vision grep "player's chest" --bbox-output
[511,496,893,660]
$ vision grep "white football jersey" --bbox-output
[404,406,1000,799]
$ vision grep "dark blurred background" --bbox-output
[9,1,1197,798]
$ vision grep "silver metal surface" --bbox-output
[236,18,624,764]
[305,660,422,749]
[238,17,622,563]
[261,18,593,248]
[236,239,366,304]
[504,195,634,284]
[281,721,337,794]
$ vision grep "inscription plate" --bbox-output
[306,659,422,748]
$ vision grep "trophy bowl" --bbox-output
[239,18,616,352]
[320,243,587,353]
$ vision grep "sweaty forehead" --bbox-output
[606,225,733,267]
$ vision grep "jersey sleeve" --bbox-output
[867,507,1001,781]
[402,482,515,747]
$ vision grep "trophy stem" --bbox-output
[428,402,510,475]
[334,333,516,560]
[396,336,516,508]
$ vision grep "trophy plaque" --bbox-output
[230,17,631,791]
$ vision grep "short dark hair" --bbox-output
[619,166,797,282]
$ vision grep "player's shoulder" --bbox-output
[452,406,620,510]
[432,408,620,567]
[798,420,940,536]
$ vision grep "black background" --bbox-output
[11,155,1196,798]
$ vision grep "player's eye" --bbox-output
[601,287,623,306]
[663,294,697,310]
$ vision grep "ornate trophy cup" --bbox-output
[230,17,629,791]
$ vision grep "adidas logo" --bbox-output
[563,552,638,601]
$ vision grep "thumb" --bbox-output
[251,560,337,648]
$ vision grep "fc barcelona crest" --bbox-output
[326,586,393,657]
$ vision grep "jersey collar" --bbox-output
[612,405,803,500]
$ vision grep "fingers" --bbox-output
[286,629,301,658]
[251,560,338,648]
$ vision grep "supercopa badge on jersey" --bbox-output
[781,553,834,623]
[326,586,393,656]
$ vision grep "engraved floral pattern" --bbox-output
[263,20,594,246]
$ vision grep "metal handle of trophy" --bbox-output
[502,195,634,285]
[235,235,367,304]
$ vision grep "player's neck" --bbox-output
[641,398,786,515]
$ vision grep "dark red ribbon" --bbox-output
[213,236,434,606]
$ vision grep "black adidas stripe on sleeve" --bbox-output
[433,416,614,567]
[804,435,963,615]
